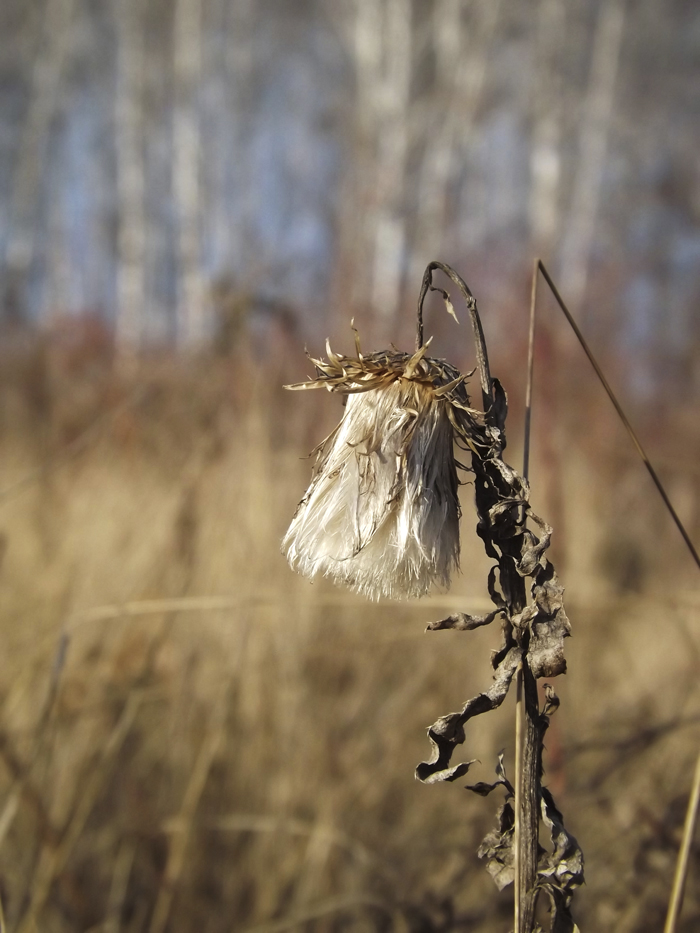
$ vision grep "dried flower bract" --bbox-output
[282,335,485,600]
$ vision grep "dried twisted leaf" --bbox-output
[466,750,515,798]
[517,511,552,577]
[541,683,560,719]
[470,753,541,898]
[415,648,521,783]
[428,284,460,324]
[477,799,515,892]
[425,608,504,632]
[536,787,584,932]
[528,564,570,679]
[472,754,522,892]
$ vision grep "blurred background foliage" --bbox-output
[0,0,699,376]
[0,0,698,931]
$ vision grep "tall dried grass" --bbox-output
[0,332,697,932]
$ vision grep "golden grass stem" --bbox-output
[522,259,700,932]
[161,812,396,881]
[16,691,143,933]
[663,749,700,933]
[104,837,137,933]
[66,595,496,632]
[149,682,229,933]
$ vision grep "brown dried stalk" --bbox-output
[284,259,699,931]
[283,260,583,930]
[415,262,582,933]
[424,256,700,933]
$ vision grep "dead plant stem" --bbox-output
[536,260,700,571]
[522,256,538,482]
[663,749,700,933]
[518,659,542,931]
[513,257,543,933]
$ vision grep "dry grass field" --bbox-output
[0,329,697,932]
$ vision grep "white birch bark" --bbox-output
[3,0,76,321]
[331,0,381,320]
[205,0,254,281]
[371,0,412,340]
[411,0,500,281]
[173,0,206,349]
[559,0,626,311]
[225,0,255,280]
[115,0,146,363]
[350,0,413,341]
[528,0,564,254]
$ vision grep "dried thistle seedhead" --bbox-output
[282,263,589,931]
[282,337,485,600]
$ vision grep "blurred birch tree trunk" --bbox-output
[173,0,206,349]
[352,0,412,342]
[411,0,499,279]
[2,0,76,323]
[212,0,255,282]
[528,0,563,258]
[560,0,625,314]
[115,0,146,365]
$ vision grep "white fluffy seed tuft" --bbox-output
[283,379,461,600]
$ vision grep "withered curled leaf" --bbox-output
[477,798,515,891]
[415,648,521,783]
[425,607,504,632]
[536,788,584,932]
[466,750,515,797]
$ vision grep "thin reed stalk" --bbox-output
[16,690,143,933]
[514,256,541,933]
[527,258,700,933]
[663,749,700,933]
[535,260,700,572]
[149,681,230,933]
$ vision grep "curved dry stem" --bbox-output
[417,261,493,412]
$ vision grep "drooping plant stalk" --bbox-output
[416,258,700,932]
[283,257,699,932]
[415,262,582,933]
